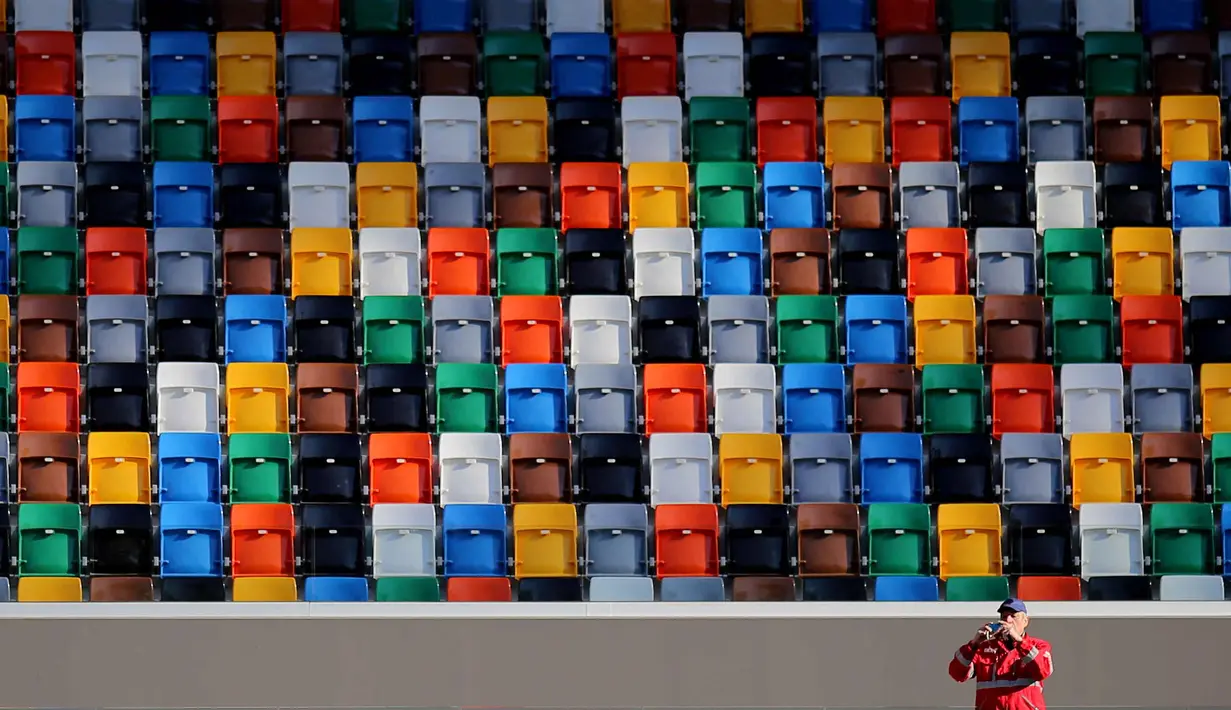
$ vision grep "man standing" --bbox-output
[948,598,1054,710]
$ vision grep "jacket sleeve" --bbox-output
[949,642,977,682]
[1016,638,1054,682]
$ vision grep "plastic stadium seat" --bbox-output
[350,97,413,164]
[1202,363,1231,439]
[80,0,136,29]
[564,298,632,368]
[227,433,292,503]
[426,228,490,297]
[866,502,930,573]
[928,434,994,502]
[1172,161,1231,230]
[1015,34,1079,97]
[626,164,689,231]
[1059,365,1124,438]
[573,364,637,433]
[877,0,936,36]
[217,96,279,164]
[85,296,149,364]
[87,505,153,579]
[363,365,427,433]
[17,296,77,362]
[1085,33,1146,97]
[553,104,620,165]
[748,34,815,98]
[648,432,714,506]
[562,229,622,295]
[359,229,421,298]
[15,31,74,95]
[1119,295,1183,365]
[150,96,212,162]
[950,32,1011,101]
[510,434,574,503]
[1161,96,1223,170]
[769,229,830,296]
[1010,0,1067,32]
[756,98,818,167]
[81,31,143,97]
[1181,228,1231,299]
[795,503,859,575]
[905,228,967,300]
[707,297,771,365]
[549,33,612,99]
[945,575,1010,602]
[504,364,568,434]
[890,98,952,168]
[154,296,215,363]
[499,296,564,365]
[622,98,685,166]
[484,31,546,97]
[711,362,774,433]
[217,0,275,30]
[431,296,493,364]
[221,229,281,297]
[417,33,479,96]
[81,164,144,229]
[16,433,76,503]
[1035,161,1097,233]
[299,502,364,574]
[281,33,344,97]
[562,435,637,503]
[215,32,277,96]
[615,33,677,99]
[805,576,867,599]
[16,162,75,230]
[158,502,225,578]
[822,97,885,168]
[745,0,803,35]
[863,433,926,503]
[434,363,498,433]
[546,0,604,33]
[999,433,1064,504]
[775,297,837,365]
[303,576,368,602]
[1076,0,1134,36]
[1191,297,1231,365]
[354,163,417,230]
[1079,503,1144,576]
[362,300,426,367]
[1007,504,1073,575]
[1151,32,1212,97]
[654,503,720,576]
[973,229,1035,297]
[898,162,960,229]
[588,576,653,601]
[632,229,695,299]
[966,163,1028,229]
[832,163,891,230]
[697,167,757,230]
[1071,433,1135,507]
[284,0,341,32]
[435,433,501,505]
[681,33,744,101]
[642,364,708,434]
[957,97,1019,166]
[152,229,213,298]
[415,0,474,32]
[558,164,620,232]
[851,363,912,433]
[292,297,356,364]
[225,363,291,434]
[937,503,1002,578]
[152,162,214,229]
[1141,431,1202,500]
[1025,97,1087,165]
[367,433,432,505]
[511,503,578,578]
[17,502,79,578]
[1102,164,1163,229]
[16,227,77,296]
[370,503,435,577]
[442,576,507,600]
[678,0,738,31]
[15,576,79,601]
[419,97,483,165]
[689,98,752,164]
[716,433,783,504]
[921,364,984,434]
[700,229,763,296]
[148,32,211,96]
[1131,365,1195,435]
[420,163,482,229]
[348,36,413,96]
[639,297,702,363]
[218,164,283,228]
[844,295,908,364]
[287,162,350,229]
[295,365,358,434]
[1111,228,1174,299]
[15,96,74,162]
[816,32,878,98]
[81,97,140,163]
[230,503,295,577]
[230,576,297,601]
[883,33,944,97]
[1160,575,1225,601]
[223,295,287,364]
[486,97,550,166]
[156,364,221,436]
[85,432,151,505]
[989,363,1053,437]
[1052,294,1115,364]
[810,0,872,32]
[1041,228,1104,297]
[1086,576,1151,599]
[88,365,149,433]
[763,162,826,230]
[1142,0,1202,34]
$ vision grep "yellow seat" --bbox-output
[487,97,549,165]
[232,576,299,601]
[355,163,418,230]
[950,32,1012,101]
[1160,95,1222,170]
[613,0,673,33]
[719,433,784,505]
[744,0,804,35]
[0,295,11,365]
[290,228,354,298]
[628,162,690,231]
[913,295,977,367]
[1070,433,1135,507]
[216,32,277,96]
[1201,364,1231,439]
[512,503,579,578]
[18,576,81,602]
[226,363,290,434]
[1111,228,1175,300]
[0,97,9,162]
[87,432,152,505]
[823,97,885,168]
[937,503,1003,578]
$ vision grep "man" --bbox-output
[948,598,1054,710]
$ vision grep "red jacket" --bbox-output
[948,634,1053,710]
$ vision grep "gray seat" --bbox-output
[0,578,10,602]
[1159,575,1224,601]
[432,296,494,363]
[817,33,878,98]
[574,364,637,434]
[975,228,1037,296]
[1026,97,1087,164]
[1011,0,1068,33]
[1075,0,1134,36]
[649,433,713,507]
[706,295,770,364]
[584,503,649,576]
[83,0,140,29]
[86,295,149,364]
[1221,33,1231,100]
[17,162,77,228]
[660,577,725,601]
[82,32,144,97]
[1130,364,1194,434]
[154,228,217,296]
[83,97,144,163]
[288,162,351,229]
[283,33,345,96]
[1181,227,1231,300]
[15,0,73,30]
[1079,503,1144,577]
[898,162,960,229]
[588,576,654,601]
[1061,364,1126,438]
[483,0,539,31]
[1000,433,1064,504]
[424,163,487,229]
[712,363,777,435]
[789,433,855,503]
[371,504,437,577]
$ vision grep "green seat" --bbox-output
[943,0,1004,30]
[867,503,932,576]
[0,368,11,427]
[227,433,293,503]
[945,576,1010,601]
[1211,434,1231,502]
[695,162,758,229]
[689,97,752,163]
[0,167,11,228]
[150,96,212,162]
[1084,33,1145,98]
[484,32,547,96]
[1043,228,1105,296]
[776,295,839,363]
[376,577,442,601]
[17,503,81,576]
[1150,503,1215,575]
[1051,295,1115,364]
[435,363,499,433]
[363,296,425,364]
[16,227,78,295]
[346,0,409,32]
[921,364,985,434]
[495,228,559,296]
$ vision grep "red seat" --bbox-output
[644,364,708,434]
[368,433,433,504]
[447,577,512,601]
[230,503,295,577]
[876,0,937,37]
[616,33,678,98]
[85,228,147,296]
[891,97,952,167]
[655,503,720,577]
[990,364,1054,438]
[560,163,623,232]
[756,97,818,166]
[427,228,490,296]
[500,296,565,365]
[1121,295,1183,366]
[283,0,341,31]
[1017,576,1082,601]
[17,362,80,434]
[15,31,75,95]
[218,95,280,163]
[905,228,968,300]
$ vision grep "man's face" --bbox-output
[999,609,1029,630]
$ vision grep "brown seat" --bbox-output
[1141,432,1205,503]
[89,577,155,602]
[18,295,79,363]
[0,35,10,99]
[678,0,738,31]
[17,432,79,502]
[492,163,554,229]
[883,34,944,97]
[285,96,346,162]
[983,295,1045,364]
[509,433,573,503]
[1092,97,1154,164]
[832,163,892,230]
[797,503,860,576]
[732,576,796,601]
[223,228,285,295]
[296,363,358,433]
[417,34,479,96]
[1217,3,1231,30]
[770,228,831,295]
[217,0,276,30]
[852,363,914,432]
[1150,32,1212,96]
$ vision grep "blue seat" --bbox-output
[1172,161,1231,230]
[159,502,224,577]
[957,97,1020,166]
[153,162,215,228]
[304,576,369,601]
[149,32,211,96]
[874,575,939,601]
[763,162,826,229]
[1222,505,1231,575]
[15,96,76,162]
[701,228,764,297]
[504,363,569,433]
[415,0,474,32]
[442,504,508,577]
[157,433,222,503]
[225,295,289,364]
[1142,0,1202,34]
[660,576,726,601]
[783,364,847,434]
[1010,0,1068,33]
[844,295,908,364]
[550,33,612,99]
[811,0,872,32]
[353,96,416,163]
[860,433,924,504]
[0,229,10,296]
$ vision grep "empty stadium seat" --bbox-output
[748,34,814,97]
[550,33,612,98]
[348,36,413,96]
[890,98,951,168]
[488,97,550,165]
[1172,161,1231,230]
[866,502,930,574]
[423,163,486,229]
[950,32,1011,101]
[155,297,217,362]
[1079,503,1144,576]
[860,433,924,503]
[1008,504,1074,575]
[159,503,225,577]
[356,163,417,230]
[689,98,752,163]
[150,96,212,162]
[899,162,960,229]
[682,32,744,100]
[937,503,1002,578]
[493,165,553,229]
[845,295,908,364]
[764,162,826,230]
[623,98,685,165]
[1016,33,1078,97]
[496,228,558,296]
[158,433,223,503]
[839,234,901,293]
[616,33,677,98]
[15,31,75,95]
[628,163,690,231]
[16,96,75,162]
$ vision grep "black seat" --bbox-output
[148,0,212,30]
[87,363,150,431]
[928,435,994,503]
[298,434,363,505]
[577,433,646,503]
[724,504,791,575]
[219,164,285,228]
[0,508,11,577]
[749,34,814,97]
[83,163,147,227]
[1014,34,1079,97]
[553,100,618,163]
[364,364,429,432]
[968,162,1029,228]
[838,228,899,294]
[88,504,154,576]
[1103,163,1164,228]
[517,578,584,601]
[638,296,702,363]
[564,229,626,295]
[155,296,218,362]
[161,576,226,601]
[293,296,356,363]
[802,576,867,600]
[1189,296,1231,365]
[1086,575,1152,600]
[1007,504,1074,575]
[348,36,414,96]
[301,503,366,575]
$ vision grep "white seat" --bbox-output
[1076,0,1135,37]
[82,32,144,97]
[649,433,714,507]
[1060,364,1126,438]
[1034,161,1097,234]
[682,33,745,101]
[1181,227,1231,300]
[621,97,685,166]
[371,503,437,577]
[1159,575,1225,601]
[1079,503,1144,577]
[588,576,655,601]
[633,228,696,299]
[419,97,483,164]
[15,0,73,30]
[438,433,503,505]
[157,363,220,434]
[569,295,633,366]
[713,363,777,435]
[288,162,351,229]
[359,228,422,297]
[546,0,606,35]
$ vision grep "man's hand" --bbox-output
[970,623,996,645]
[1002,616,1026,643]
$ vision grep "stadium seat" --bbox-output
[17,162,77,229]
[582,505,647,574]
[832,163,891,230]
[1059,364,1126,439]
[512,503,579,578]
[553,101,618,163]
[362,364,426,433]
[17,577,81,601]
[937,503,1002,578]
[16,433,76,503]
[427,229,490,297]
[350,97,413,164]
[654,503,720,577]
[87,364,150,433]
[695,167,757,231]
[876,0,936,36]
[419,97,483,164]
[370,503,436,577]
[905,228,968,300]
[225,363,291,434]
[159,503,225,577]
[86,432,152,505]
[217,0,276,30]
[589,576,654,601]
[17,501,81,577]
[559,164,622,232]
[989,364,1054,438]
[1052,295,1115,364]
[838,231,900,295]
[15,31,75,95]
[15,296,76,364]
[149,32,211,96]
[763,162,826,230]
[15,227,75,296]
[437,433,502,506]
[957,98,1019,166]
[221,228,282,296]
[628,164,691,231]
[616,33,677,99]
[155,364,221,436]
[495,228,559,296]
[890,98,952,168]
[1092,97,1153,166]
[1120,295,1183,365]
[85,295,149,364]
[822,97,885,168]
[362,299,425,367]
[1076,0,1134,36]
[717,433,784,504]
[1000,433,1064,504]
[367,433,433,505]
[1181,228,1231,299]
[299,502,365,574]
[226,434,293,504]
[1190,297,1231,364]
[295,364,359,434]
[748,34,814,97]
[756,98,818,166]
[950,32,1011,101]
[946,576,1010,601]
[488,97,550,165]
[774,297,837,365]
[1172,161,1231,230]
[851,364,912,433]
[509,433,573,503]
[622,98,685,166]
[573,365,636,434]
[1035,161,1097,233]
[928,433,994,503]
[1042,228,1104,297]
[431,296,493,363]
[158,433,223,503]
[218,164,283,228]
[689,98,752,163]
[577,434,646,503]
[442,576,507,601]
[1110,228,1174,299]
[921,364,984,434]
[1143,0,1202,34]
[899,162,960,229]
[564,229,626,295]
[1015,34,1078,97]
[348,36,413,96]
[15,96,75,161]
[1130,364,1194,435]
[224,295,287,364]
[1025,97,1087,164]
[435,363,499,433]
[550,33,612,98]
[492,164,553,229]
[1010,0,1067,32]
[866,502,931,574]
[883,33,944,96]
[82,31,143,97]
[150,97,212,162]
[81,0,139,29]
[500,296,564,365]
[973,229,1035,297]
[699,229,761,297]
[861,433,925,504]
[81,96,142,163]
[1160,96,1222,169]
[230,503,295,577]
[16,361,78,434]
[1151,32,1212,96]
[644,364,708,434]
[845,295,908,364]
[795,502,859,575]
[504,363,568,434]
[1141,432,1203,501]
[230,576,298,601]
[359,229,421,298]
[707,296,770,365]
[770,229,830,296]
[84,228,145,297]
[1103,163,1163,228]
[154,296,216,363]
[1070,432,1135,507]
[152,162,214,229]
[649,433,714,506]
[218,96,280,163]
[913,295,977,366]
[983,297,1045,365]
[1159,575,1225,601]
[215,32,277,96]
[415,33,478,95]
[568,297,633,368]
[816,32,877,98]
[1007,504,1074,575]
[1079,503,1144,576]
[423,163,486,229]
[303,577,368,602]
[484,31,546,97]
[283,32,345,96]
[966,163,1028,228]
[355,163,417,230]
[682,33,744,101]
[82,163,145,229]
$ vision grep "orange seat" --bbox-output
[283,0,341,31]
[447,577,512,601]
[891,97,952,168]
[990,364,1054,438]
[15,31,75,96]
[230,503,295,577]
[1121,295,1184,366]
[560,163,623,232]
[906,228,969,300]
[84,227,147,295]
[500,295,565,365]
[616,33,678,98]
[427,228,490,296]
[756,97,819,166]
[644,363,708,434]
[1016,576,1082,601]
[217,95,279,163]
[654,503,720,577]
[17,362,79,433]
[368,433,433,504]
